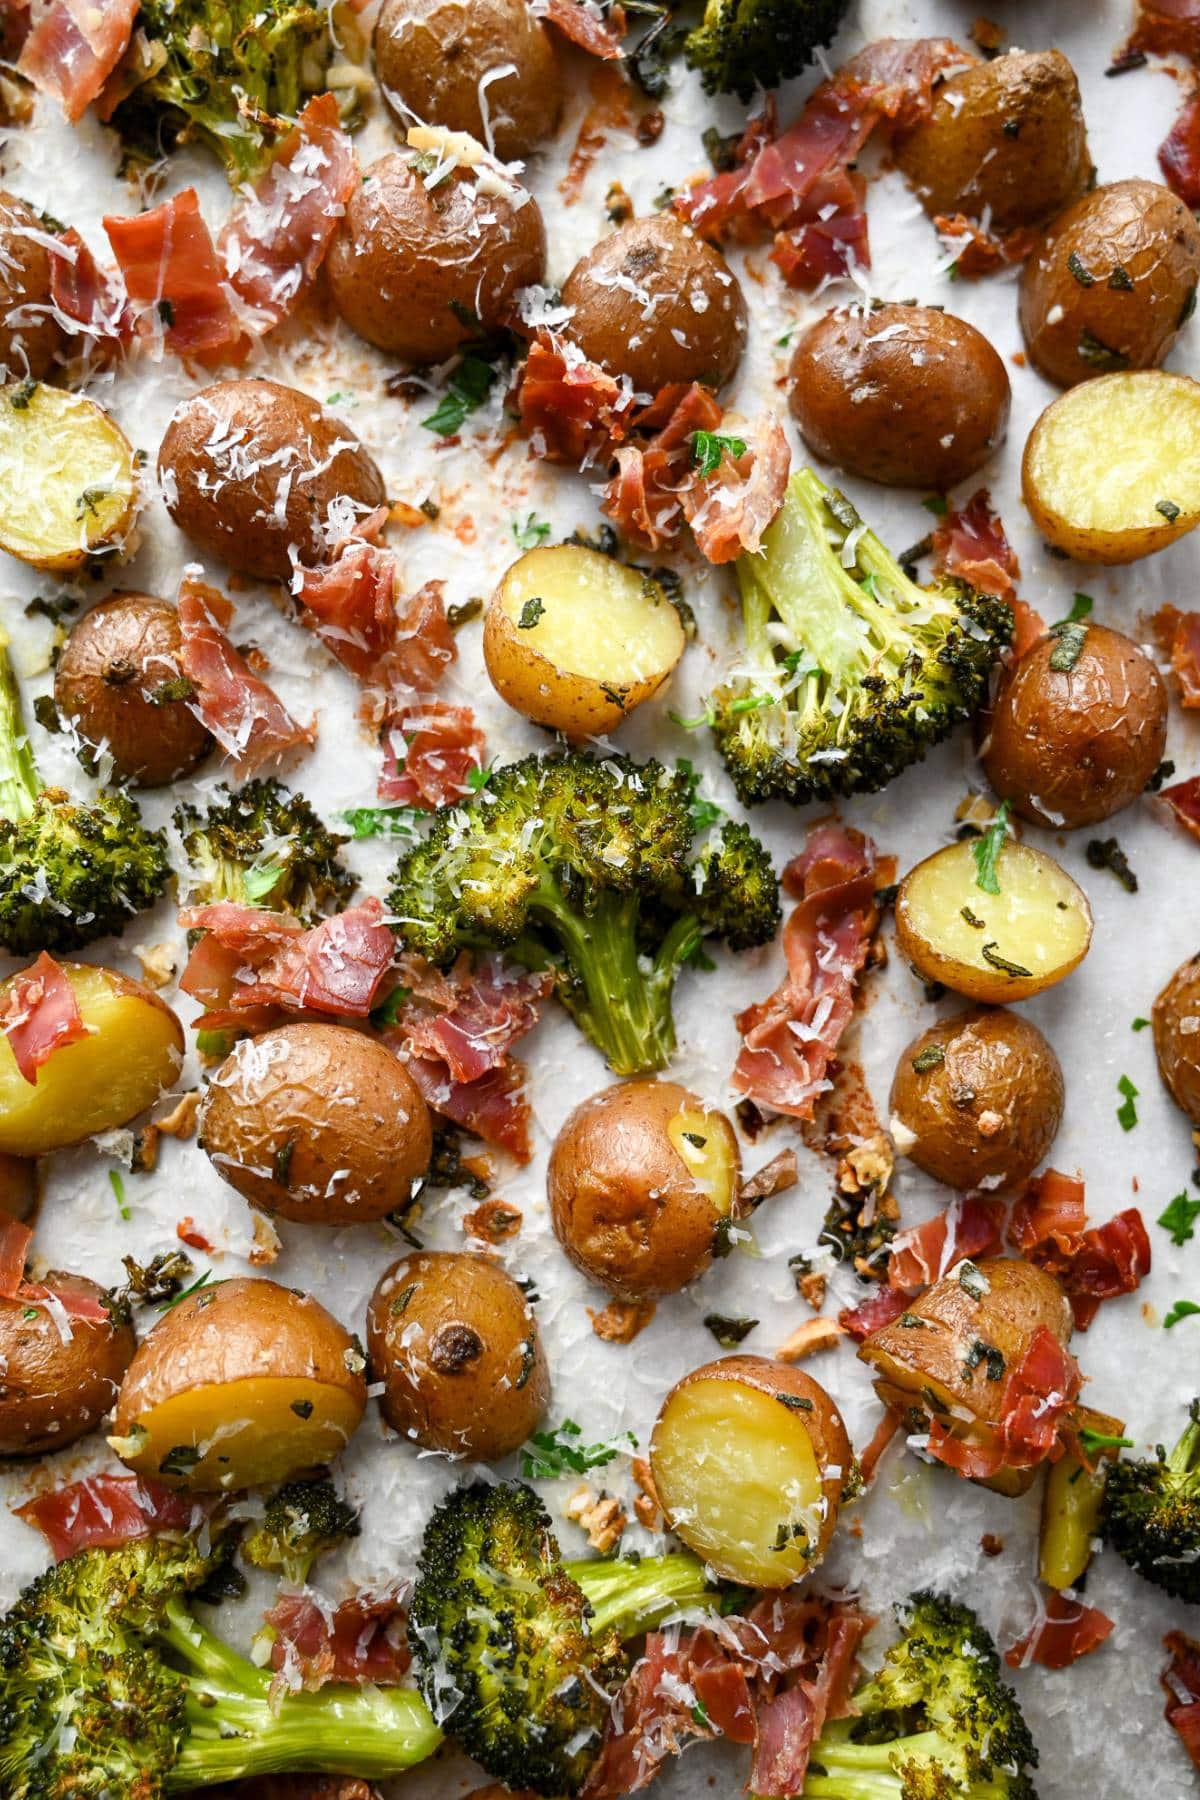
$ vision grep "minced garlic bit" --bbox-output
[565,1484,627,1553]
[798,1269,828,1312]
[155,1092,202,1139]
[588,1297,656,1343]
[407,123,485,167]
[632,1455,662,1530]
[776,1317,846,1363]
[249,1210,282,1266]
[134,940,177,988]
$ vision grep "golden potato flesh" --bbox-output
[895,839,1092,1004]
[1154,954,1200,1127]
[484,546,686,738]
[0,1274,135,1455]
[1039,1403,1125,1591]
[1022,371,1200,563]
[0,962,184,1158]
[111,1276,367,1490]
[650,1357,851,1586]
[0,382,137,572]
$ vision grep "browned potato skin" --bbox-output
[0,191,64,382]
[158,379,385,583]
[0,1274,135,1456]
[328,154,546,365]
[889,1007,1064,1192]
[789,304,1010,490]
[374,0,561,161]
[561,214,747,393]
[860,1257,1073,1496]
[54,594,212,788]
[200,1023,432,1225]
[367,1251,548,1460]
[1020,180,1200,388]
[1154,954,1200,1127]
[982,623,1167,829]
[548,1079,741,1300]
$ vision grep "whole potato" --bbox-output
[328,151,546,364]
[54,594,212,787]
[894,49,1091,232]
[200,1023,432,1225]
[889,1007,1064,1192]
[111,1276,367,1490]
[1154,954,1200,1127]
[0,190,64,382]
[374,0,561,161]
[548,1079,742,1300]
[158,379,386,583]
[0,1274,134,1455]
[981,622,1167,828]
[1020,180,1200,388]
[366,1251,549,1460]
[789,303,1009,490]
[561,213,747,393]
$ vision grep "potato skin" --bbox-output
[328,154,546,364]
[374,0,561,161]
[548,1079,741,1300]
[1020,180,1200,388]
[981,623,1167,829]
[54,594,212,788]
[789,304,1009,490]
[367,1251,549,1460]
[0,190,63,382]
[158,379,385,583]
[894,50,1091,232]
[200,1023,432,1225]
[0,1275,135,1456]
[1154,955,1200,1127]
[561,214,747,392]
[890,1007,1064,1192]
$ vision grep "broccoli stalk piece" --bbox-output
[241,1479,361,1585]
[175,778,355,922]
[803,1592,1040,1800]
[1101,1398,1200,1601]
[710,470,1013,807]
[387,751,780,1076]
[0,633,170,955]
[685,0,852,99]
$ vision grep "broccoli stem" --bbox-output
[803,1730,960,1799]
[568,1551,715,1638]
[1167,1402,1200,1482]
[0,636,39,825]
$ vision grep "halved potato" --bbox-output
[0,962,184,1157]
[895,839,1092,1003]
[1040,1404,1125,1591]
[483,545,686,738]
[1022,371,1200,563]
[0,382,137,571]
[649,1355,851,1586]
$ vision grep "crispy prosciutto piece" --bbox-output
[680,414,791,564]
[48,226,130,344]
[104,188,244,362]
[924,1326,1082,1481]
[932,213,1038,280]
[14,1473,211,1559]
[1160,772,1200,842]
[1004,1589,1114,1671]
[1008,1169,1087,1254]
[180,899,395,1023]
[1006,1172,1151,1330]
[1,5,30,61]
[409,1056,536,1160]
[515,332,635,465]
[266,1590,411,1694]
[386,954,553,1085]
[17,0,136,123]
[544,0,625,57]
[1131,0,1200,60]
[1163,1629,1200,1769]
[178,575,314,773]
[932,487,1020,601]
[378,696,485,809]
[0,1214,31,1294]
[295,550,454,692]
[1154,603,1200,707]
[0,951,86,1085]
[19,1271,112,1320]
[1161,85,1200,210]
[888,1197,1005,1293]
[838,1284,908,1343]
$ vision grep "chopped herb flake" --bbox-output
[1158,498,1182,523]
[972,801,1010,895]
[517,596,546,629]
[1117,1073,1139,1131]
[1165,1299,1200,1330]
[1159,1191,1200,1246]
[703,1312,758,1347]
[109,1169,131,1221]
[512,513,552,551]
[520,1419,636,1479]
[1049,619,1088,671]
[1086,837,1137,892]
[980,942,1032,979]
[690,430,748,476]
[422,352,498,436]
[912,1044,946,1073]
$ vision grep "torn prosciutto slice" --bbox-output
[0,951,86,1085]
[18,0,136,122]
[1004,1589,1114,1670]
[15,1473,212,1559]
[178,576,314,773]
[104,189,244,361]
[266,1590,411,1693]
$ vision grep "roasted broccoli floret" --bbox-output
[1101,1398,1200,1602]
[387,751,780,1075]
[805,1591,1040,1799]
[242,1479,361,1585]
[410,1480,717,1797]
[0,633,170,955]
[174,777,354,921]
[685,0,851,98]
[710,470,1013,807]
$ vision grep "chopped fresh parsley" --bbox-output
[512,513,552,551]
[421,352,498,436]
[1132,1017,1151,1031]
[340,805,420,841]
[1165,1299,1200,1330]
[370,986,411,1029]
[690,430,748,476]
[1059,592,1093,625]
[520,1419,636,1479]
[466,763,492,792]
[109,1169,131,1221]
[1116,1073,1139,1132]
[1077,1424,1134,1457]
[922,495,948,517]
[158,1270,214,1312]
[971,801,1010,895]
[1159,1190,1200,1246]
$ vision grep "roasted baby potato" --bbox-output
[650,1356,851,1586]
[111,1276,367,1490]
[0,962,184,1158]
[889,1007,1064,1192]
[1019,179,1200,388]
[328,149,546,365]
[548,1079,741,1300]
[484,545,686,738]
[859,1256,1074,1496]
[1154,953,1200,1127]
[1040,1404,1125,1591]
[374,0,561,161]
[366,1251,549,1460]
[982,622,1167,829]
[158,379,386,584]
[0,382,137,572]
[561,213,747,393]
[894,49,1091,233]
[0,190,64,382]
[1022,371,1200,563]
[895,838,1093,1004]
[54,593,212,788]
[0,1274,135,1456]
[200,1023,432,1225]
[788,303,1010,490]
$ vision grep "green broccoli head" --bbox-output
[242,1479,362,1585]
[711,470,1013,807]
[174,778,354,922]
[1101,1399,1200,1602]
[685,0,852,99]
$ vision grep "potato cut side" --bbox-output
[1023,372,1200,563]
[667,1106,739,1216]
[0,382,137,571]
[112,1375,365,1490]
[895,839,1092,1003]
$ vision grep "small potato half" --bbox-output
[0,382,137,572]
[0,1274,135,1456]
[484,546,686,738]
[0,190,65,382]
[111,1276,367,1490]
[1154,954,1200,1128]
[895,838,1092,1005]
[650,1356,851,1586]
